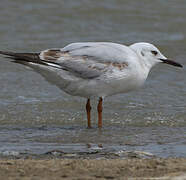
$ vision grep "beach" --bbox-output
[0,158,186,179]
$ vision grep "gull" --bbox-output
[0,42,183,128]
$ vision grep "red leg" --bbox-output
[86,99,91,128]
[97,97,103,128]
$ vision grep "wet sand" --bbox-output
[0,158,186,179]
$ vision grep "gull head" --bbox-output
[130,42,183,69]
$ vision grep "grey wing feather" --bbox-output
[59,57,108,79]
[61,42,131,63]
[42,42,134,79]
[0,42,133,79]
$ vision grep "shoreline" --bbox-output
[1,157,186,179]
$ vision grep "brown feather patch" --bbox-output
[111,62,128,70]
[42,50,64,61]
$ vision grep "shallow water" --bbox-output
[0,0,185,158]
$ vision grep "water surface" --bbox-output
[0,0,185,158]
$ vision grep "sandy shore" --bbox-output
[0,158,185,179]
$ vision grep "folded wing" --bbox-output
[0,42,134,79]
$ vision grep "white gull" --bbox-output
[0,42,183,128]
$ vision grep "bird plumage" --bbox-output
[0,42,182,128]
[0,42,150,98]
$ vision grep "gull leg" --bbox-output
[97,97,103,128]
[86,99,91,128]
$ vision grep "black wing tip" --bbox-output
[0,50,15,56]
[0,51,40,62]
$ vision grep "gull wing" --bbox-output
[61,42,134,63]
[0,42,135,79]
[39,42,134,79]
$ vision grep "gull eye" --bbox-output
[151,50,158,56]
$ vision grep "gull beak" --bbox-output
[160,58,183,68]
